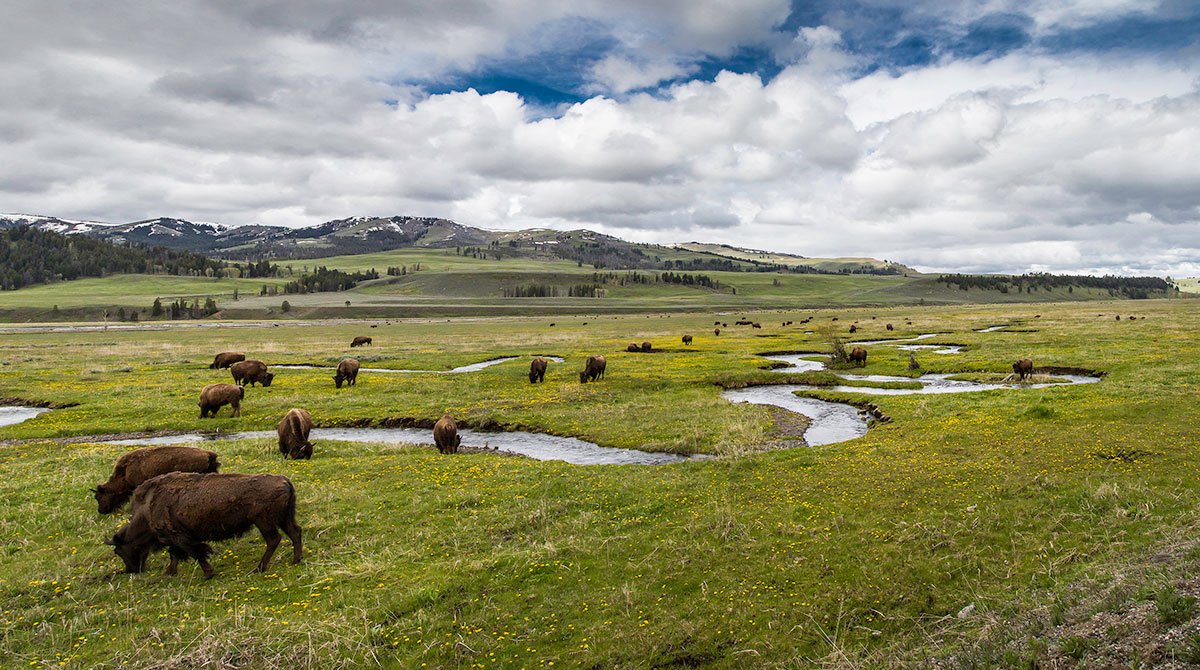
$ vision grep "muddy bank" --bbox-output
[0,396,79,409]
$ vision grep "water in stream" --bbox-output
[0,406,49,428]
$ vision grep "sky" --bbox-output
[2,1,1199,275]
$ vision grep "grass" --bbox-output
[1,300,1200,667]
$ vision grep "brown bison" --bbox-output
[350,336,372,347]
[886,323,894,331]
[682,334,693,345]
[714,321,721,326]
[751,323,762,329]
[93,446,219,514]
[230,359,274,387]
[849,324,858,333]
[714,328,720,336]
[199,383,243,418]
[208,352,245,369]
[334,358,360,388]
[1012,358,1033,381]
[641,341,652,352]
[105,472,302,579]
[277,408,314,460]
[529,357,547,383]
[579,355,607,383]
[627,343,640,352]
[433,414,461,454]
[848,346,867,366]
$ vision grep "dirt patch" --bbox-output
[755,349,828,356]
[763,406,811,448]
[0,396,79,409]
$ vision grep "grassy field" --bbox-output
[2,299,1200,667]
[0,247,1183,322]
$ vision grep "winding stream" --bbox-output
[274,356,564,374]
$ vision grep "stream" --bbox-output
[273,356,564,374]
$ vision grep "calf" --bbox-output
[105,472,302,579]
[93,446,219,514]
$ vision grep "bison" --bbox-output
[208,352,245,369]
[849,325,858,333]
[682,335,693,345]
[230,359,274,387]
[433,415,462,454]
[93,446,219,514]
[277,408,314,460]
[886,324,894,331]
[529,357,547,384]
[641,341,652,352]
[199,383,243,418]
[334,358,360,388]
[105,472,302,579]
[579,355,606,383]
[1013,358,1033,381]
[627,343,640,352]
[350,336,372,347]
[714,328,720,336]
[848,346,867,366]
[751,323,762,329]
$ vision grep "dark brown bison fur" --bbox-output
[529,357,547,383]
[627,343,640,352]
[886,324,894,331]
[106,472,302,579]
[682,335,693,345]
[714,328,720,336]
[580,355,606,383]
[199,383,244,418]
[93,446,219,514]
[849,346,867,366]
[433,415,462,454]
[1013,358,1033,381]
[278,408,314,460]
[230,359,274,387]
[350,336,372,347]
[209,352,245,369]
[849,325,858,333]
[751,323,762,329]
[334,358,360,388]
[641,341,652,352]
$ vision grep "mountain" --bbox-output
[0,213,914,273]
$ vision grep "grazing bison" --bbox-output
[350,336,372,347]
[849,325,858,333]
[199,383,243,418]
[529,357,547,383]
[230,359,274,387]
[579,355,607,383]
[886,323,894,331]
[1013,358,1034,381]
[93,446,219,514]
[277,408,314,460]
[751,323,762,329]
[627,343,640,352]
[848,346,867,366]
[106,472,302,579]
[714,328,720,336]
[714,321,721,326]
[208,352,245,369]
[433,415,461,454]
[682,334,693,345]
[641,341,652,352]
[334,358,360,388]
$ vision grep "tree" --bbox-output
[151,297,163,317]
[281,300,291,313]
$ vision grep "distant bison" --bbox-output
[106,472,302,579]
[209,352,245,369]
[230,359,274,387]
[277,408,313,460]
[886,324,894,331]
[714,328,720,336]
[93,446,219,514]
[627,343,640,352]
[714,321,721,326]
[641,341,652,352]
[682,335,693,345]
[350,336,372,347]
[529,357,547,384]
[580,355,606,384]
[199,383,243,418]
[433,415,461,454]
[1013,358,1033,381]
[849,325,858,333]
[751,323,762,329]
[848,346,867,366]
[334,358,359,388]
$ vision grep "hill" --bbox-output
[672,241,916,275]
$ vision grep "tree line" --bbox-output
[937,272,1173,298]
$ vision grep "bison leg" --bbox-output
[255,523,282,572]
[230,402,241,418]
[283,518,303,565]
[164,547,187,575]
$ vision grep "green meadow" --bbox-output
[2,299,1200,667]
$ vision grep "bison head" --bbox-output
[579,369,588,384]
[92,484,124,514]
[105,525,155,574]
[262,373,275,388]
[333,373,345,388]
